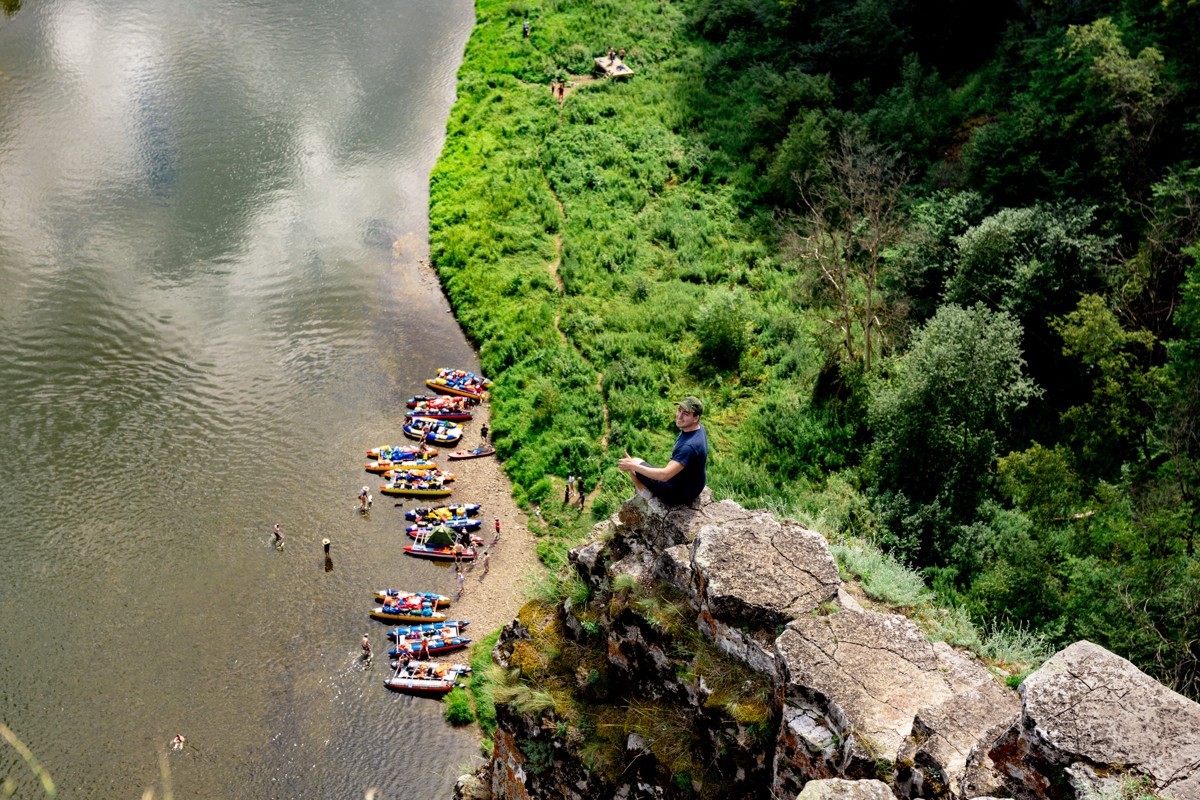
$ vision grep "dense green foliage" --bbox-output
[430,0,1200,697]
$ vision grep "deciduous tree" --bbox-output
[783,132,911,373]
[868,304,1039,565]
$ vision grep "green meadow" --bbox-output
[431,0,1200,698]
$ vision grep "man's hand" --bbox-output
[617,450,645,473]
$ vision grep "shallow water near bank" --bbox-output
[0,0,481,796]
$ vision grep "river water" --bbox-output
[0,0,482,796]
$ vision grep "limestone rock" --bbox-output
[617,490,752,552]
[990,640,1200,800]
[696,610,779,677]
[797,778,898,800]
[693,514,842,630]
[454,767,494,800]
[775,608,1018,797]
[658,543,695,596]
[571,537,606,583]
[897,642,1018,798]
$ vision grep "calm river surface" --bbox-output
[0,0,481,796]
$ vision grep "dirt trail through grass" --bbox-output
[539,115,612,456]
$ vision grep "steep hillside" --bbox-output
[429,0,1200,700]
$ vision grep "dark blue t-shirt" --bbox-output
[644,425,708,504]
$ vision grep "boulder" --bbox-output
[617,490,752,552]
[454,767,494,800]
[990,640,1200,800]
[797,778,898,800]
[692,513,842,630]
[775,608,1019,797]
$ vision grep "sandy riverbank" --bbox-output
[388,252,545,638]
[432,399,543,636]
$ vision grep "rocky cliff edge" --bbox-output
[459,493,1200,800]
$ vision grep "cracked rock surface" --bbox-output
[693,514,842,628]
[991,640,1200,800]
[775,608,1018,796]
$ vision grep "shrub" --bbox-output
[693,291,750,373]
[444,688,474,725]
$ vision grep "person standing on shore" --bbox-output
[617,396,708,505]
[361,633,371,658]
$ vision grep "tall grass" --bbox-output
[830,542,931,608]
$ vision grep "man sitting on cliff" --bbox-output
[618,396,708,505]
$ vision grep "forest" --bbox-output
[428,0,1200,701]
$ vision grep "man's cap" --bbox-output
[676,396,704,415]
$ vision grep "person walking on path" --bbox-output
[480,424,489,443]
[578,479,586,508]
[480,549,490,577]
[617,396,708,505]
[492,518,501,544]
[455,567,465,600]
[563,479,571,505]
